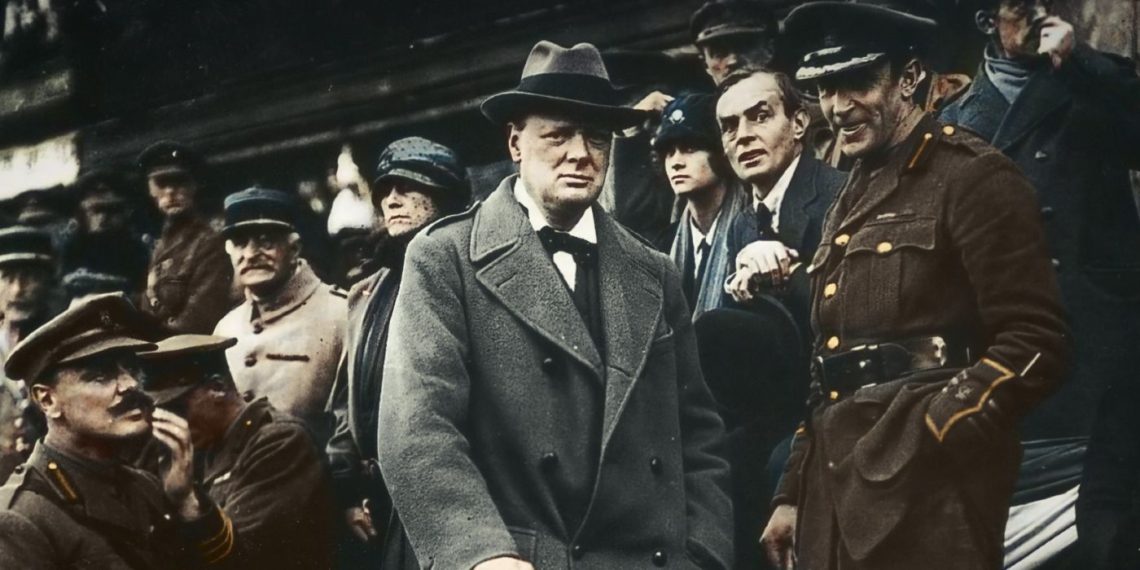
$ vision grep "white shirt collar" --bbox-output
[688,210,718,252]
[513,177,597,244]
[754,153,802,230]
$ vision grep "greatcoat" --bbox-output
[378,176,733,570]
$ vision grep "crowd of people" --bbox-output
[0,0,1135,568]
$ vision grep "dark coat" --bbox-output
[144,215,237,334]
[776,116,1070,569]
[939,44,1140,439]
[0,442,227,569]
[669,187,747,320]
[725,152,846,339]
[378,177,733,570]
[605,130,678,251]
[199,398,335,569]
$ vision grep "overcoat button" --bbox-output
[834,234,850,247]
[541,452,559,469]
[652,550,668,566]
[1051,258,1062,270]
[244,355,257,367]
[541,357,556,373]
[1040,206,1054,220]
[571,544,584,559]
[649,457,662,474]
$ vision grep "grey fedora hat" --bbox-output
[481,41,650,129]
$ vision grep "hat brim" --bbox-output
[146,165,192,178]
[694,24,772,46]
[0,253,53,267]
[481,91,649,129]
[221,219,295,238]
[373,168,450,191]
[785,2,938,34]
[57,337,157,367]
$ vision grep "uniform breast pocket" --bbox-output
[154,277,190,312]
[844,217,937,317]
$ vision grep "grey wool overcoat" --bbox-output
[377,176,734,570]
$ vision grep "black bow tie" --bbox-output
[538,226,596,263]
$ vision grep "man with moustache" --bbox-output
[0,227,58,476]
[141,334,335,569]
[325,136,469,556]
[214,187,346,446]
[139,141,236,334]
[0,293,233,568]
[656,94,747,318]
[378,41,733,570]
[758,2,1069,569]
[719,69,845,339]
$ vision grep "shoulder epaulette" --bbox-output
[42,461,80,504]
[0,465,28,508]
[423,200,481,235]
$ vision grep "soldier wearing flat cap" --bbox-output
[140,334,335,569]
[325,136,469,555]
[757,2,1070,569]
[377,40,732,570]
[0,227,58,472]
[61,167,151,303]
[214,187,346,447]
[690,0,780,84]
[138,140,237,334]
[0,293,234,568]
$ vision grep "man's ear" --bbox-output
[791,108,810,143]
[898,58,927,100]
[975,9,996,35]
[30,383,60,419]
[507,123,524,163]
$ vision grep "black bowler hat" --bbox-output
[136,141,206,178]
[5,293,157,383]
[0,226,54,268]
[690,0,778,46]
[784,0,937,82]
[481,41,650,129]
[139,334,237,405]
[374,137,468,196]
[221,187,297,237]
[653,94,721,152]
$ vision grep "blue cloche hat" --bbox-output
[653,94,721,153]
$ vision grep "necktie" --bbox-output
[754,203,778,241]
[695,239,712,286]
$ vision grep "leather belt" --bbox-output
[813,336,972,397]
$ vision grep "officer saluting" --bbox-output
[0,294,233,569]
[759,2,1070,569]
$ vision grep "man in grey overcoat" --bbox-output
[377,40,734,570]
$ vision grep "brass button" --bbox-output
[834,234,850,247]
[829,390,839,401]
[826,336,840,350]
[876,242,893,254]
[244,419,253,427]
[942,125,955,136]
[823,283,838,298]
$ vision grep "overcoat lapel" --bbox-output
[595,211,661,445]
[992,69,1071,151]
[471,179,604,376]
[779,154,821,251]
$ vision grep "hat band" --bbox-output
[515,73,620,107]
[377,160,462,189]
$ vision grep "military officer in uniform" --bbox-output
[214,187,346,445]
[759,3,1070,569]
[141,334,335,569]
[0,293,233,568]
[139,141,237,334]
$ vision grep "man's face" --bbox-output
[147,172,197,218]
[509,114,611,221]
[994,0,1053,60]
[699,35,773,85]
[717,74,805,185]
[37,353,154,442]
[80,192,131,234]
[0,264,51,323]
[226,228,299,293]
[662,144,720,197]
[377,179,441,239]
[817,61,911,159]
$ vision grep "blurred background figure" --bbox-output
[138,140,237,334]
[326,144,381,287]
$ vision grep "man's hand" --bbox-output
[1037,16,1074,69]
[633,90,675,113]
[151,408,202,520]
[345,501,378,542]
[727,240,798,302]
[472,556,535,570]
[760,504,797,570]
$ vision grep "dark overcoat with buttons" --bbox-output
[377,176,733,570]
[144,215,237,334]
[774,116,1070,570]
[939,44,1140,439]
